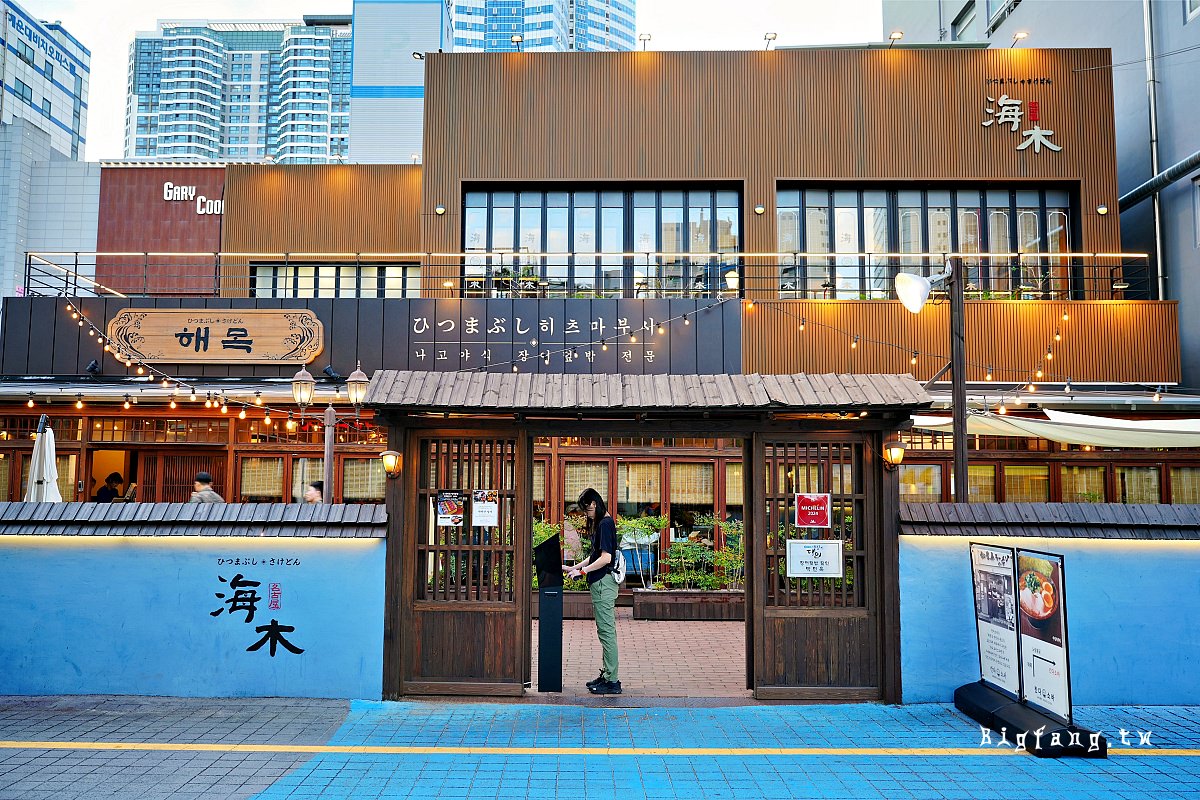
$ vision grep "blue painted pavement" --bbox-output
[251,702,1200,799]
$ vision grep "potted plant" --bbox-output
[616,514,666,588]
[632,513,746,621]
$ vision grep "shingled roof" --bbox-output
[900,503,1200,540]
[0,502,387,538]
[364,371,931,414]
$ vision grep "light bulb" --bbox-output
[254,391,263,405]
[851,335,859,350]
[1036,368,1044,379]
[657,325,665,335]
[1054,330,1061,342]
[985,367,993,381]
[26,396,34,408]
[1062,312,1069,321]
[1045,350,1053,361]
[683,315,690,326]
[1153,390,1161,402]
[238,407,247,419]
[630,334,637,343]
[221,403,229,414]
[123,396,131,410]
[601,341,608,351]
[75,396,83,409]
[263,412,272,427]
[190,390,197,402]
[799,317,806,332]
[136,366,145,375]
[998,404,1007,415]
[910,352,918,366]
[169,399,177,409]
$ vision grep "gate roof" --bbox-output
[364,371,930,415]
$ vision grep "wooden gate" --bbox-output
[748,432,895,700]
[396,429,531,695]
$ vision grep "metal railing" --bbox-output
[23,251,1152,301]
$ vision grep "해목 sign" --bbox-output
[472,490,499,527]
[1016,549,1072,722]
[795,493,832,528]
[436,490,465,527]
[969,543,1020,697]
[785,539,844,578]
[106,309,324,364]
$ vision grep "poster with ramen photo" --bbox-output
[1016,549,1071,723]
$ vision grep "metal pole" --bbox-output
[1143,0,1166,300]
[949,258,969,501]
[323,404,336,502]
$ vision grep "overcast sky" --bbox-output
[29,0,883,160]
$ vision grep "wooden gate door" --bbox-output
[749,432,886,700]
[398,429,531,695]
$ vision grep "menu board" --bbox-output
[435,490,465,527]
[969,543,1020,697]
[472,490,499,527]
[1016,549,1072,723]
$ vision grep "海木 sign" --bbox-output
[795,493,831,528]
[969,543,1020,697]
[785,539,843,578]
[106,309,324,364]
[1016,548,1071,722]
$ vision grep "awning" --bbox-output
[912,409,1200,448]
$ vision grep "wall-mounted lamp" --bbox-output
[1096,204,1109,215]
[412,51,424,60]
[1011,31,1029,47]
[380,450,402,479]
[638,33,651,50]
[888,30,903,48]
[434,204,446,215]
[291,365,316,410]
[410,153,420,164]
[511,33,524,51]
[763,32,777,50]
[883,439,907,470]
[753,204,766,215]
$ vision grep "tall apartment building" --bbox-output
[451,0,635,52]
[125,16,352,164]
[1,0,90,159]
[883,0,1200,385]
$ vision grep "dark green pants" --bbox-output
[589,575,619,682]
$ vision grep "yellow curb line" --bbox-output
[0,741,1195,757]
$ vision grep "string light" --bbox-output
[123,395,131,410]
[630,333,637,343]
[998,404,1007,415]
[799,317,806,332]
[1054,330,1061,342]
[87,329,94,337]
[221,401,229,414]
[263,410,272,427]
[205,393,213,409]
[238,406,247,420]
[286,412,297,431]
[254,391,263,405]
[26,393,34,408]
[1028,382,1037,392]
[190,389,198,402]
[1045,348,1053,361]
[136,366,145,375]
[169,398,177,409]
[985,366,993,381]
[601,340,608,351]
[683,314,690,326]
[1153,388,1162,402]
[656,324,665,335]
[1035,367,1044,379]
[1062,312,1070,321]
[75,394,83,409]
[850,335,859,350]
[910,351,918,366]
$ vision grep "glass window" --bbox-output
[1004,465,1048,502]
[564,461,608,517]
[670,462,714,543]
[898,191,924,268]
[21,453,77,501]
[532,460,547,520]
[0,455,10,501]
[805,193,831,295]
[833,192,860,296]
[968,464,995,503]
[1061,465,1106,502]
[343,458,385,503]
[725,462,744,521]
[899,464,941,502]
[290,457,324,502]
[1190,0,1200,21]
[952,2,977,40]
[863,192,889,298]
[1116,466,1160,503]
[616,462,661,520]
[240,456,283,502]
[1170,467,1200,502]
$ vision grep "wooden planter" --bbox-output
[632,589,746,621]
[531,590,595,620]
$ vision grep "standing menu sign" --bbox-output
[1016,549,1072,722]
[969,544,1020,697]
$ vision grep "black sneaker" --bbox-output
[585,671,607,690]
[589,680,622,695]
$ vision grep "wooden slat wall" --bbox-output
[421,48,1122,294]
[743,300,1180,383]
[220,164,423,294]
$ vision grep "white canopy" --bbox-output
[911,409,1200,448]
[23,418,62,502]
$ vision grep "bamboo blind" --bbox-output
[617,462,661,504]
[343,458,385,501]
[670,462,714,504]
[564,462,609,507]
[533,461,546,502]
[241,457,283,497]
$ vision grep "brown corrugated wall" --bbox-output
[220,164,423,293]
[420,48,1123,294]
[742,300,1180,383]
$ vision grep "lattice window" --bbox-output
[564,461,608,509]
[417,438,517,603]
[240,456,283,501]
[763,440,865,609]
[343,458,385,502]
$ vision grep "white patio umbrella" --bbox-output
[23,414,62,502]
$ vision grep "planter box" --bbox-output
[632,589,746,621]
[531,590,595,620]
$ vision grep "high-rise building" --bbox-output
[451,0,635,52]
[882,0,1200,385]
[1,0,90,159]
[125,16,353,164]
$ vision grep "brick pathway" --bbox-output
[532,608,751,699]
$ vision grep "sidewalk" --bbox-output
[1,696,1198,799]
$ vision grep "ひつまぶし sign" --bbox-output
[106,309,324,364]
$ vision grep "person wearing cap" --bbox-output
[188,472,225,504]
[304,480,324,504]
[95,472,123,503]
[565,486,621,695]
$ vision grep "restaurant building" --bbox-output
[0,45,1193,700]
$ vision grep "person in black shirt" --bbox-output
[566,486,621,694]
[95,472,123,503]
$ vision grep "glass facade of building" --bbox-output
[126,19,351,163]
[452,0,635,52]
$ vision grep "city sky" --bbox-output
[29,0,883,160]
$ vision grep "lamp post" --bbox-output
[292,363,370,503]
[895,257,968,500]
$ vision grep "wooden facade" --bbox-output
[419,48,1122,292]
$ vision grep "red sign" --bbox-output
[795,493,832,528]
[1029,101,1040,122]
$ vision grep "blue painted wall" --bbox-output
[0,536,385,699]
[900,536,1200,705]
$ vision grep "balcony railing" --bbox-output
[23,251,1152,301]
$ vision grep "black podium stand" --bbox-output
[533,536,564,693]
